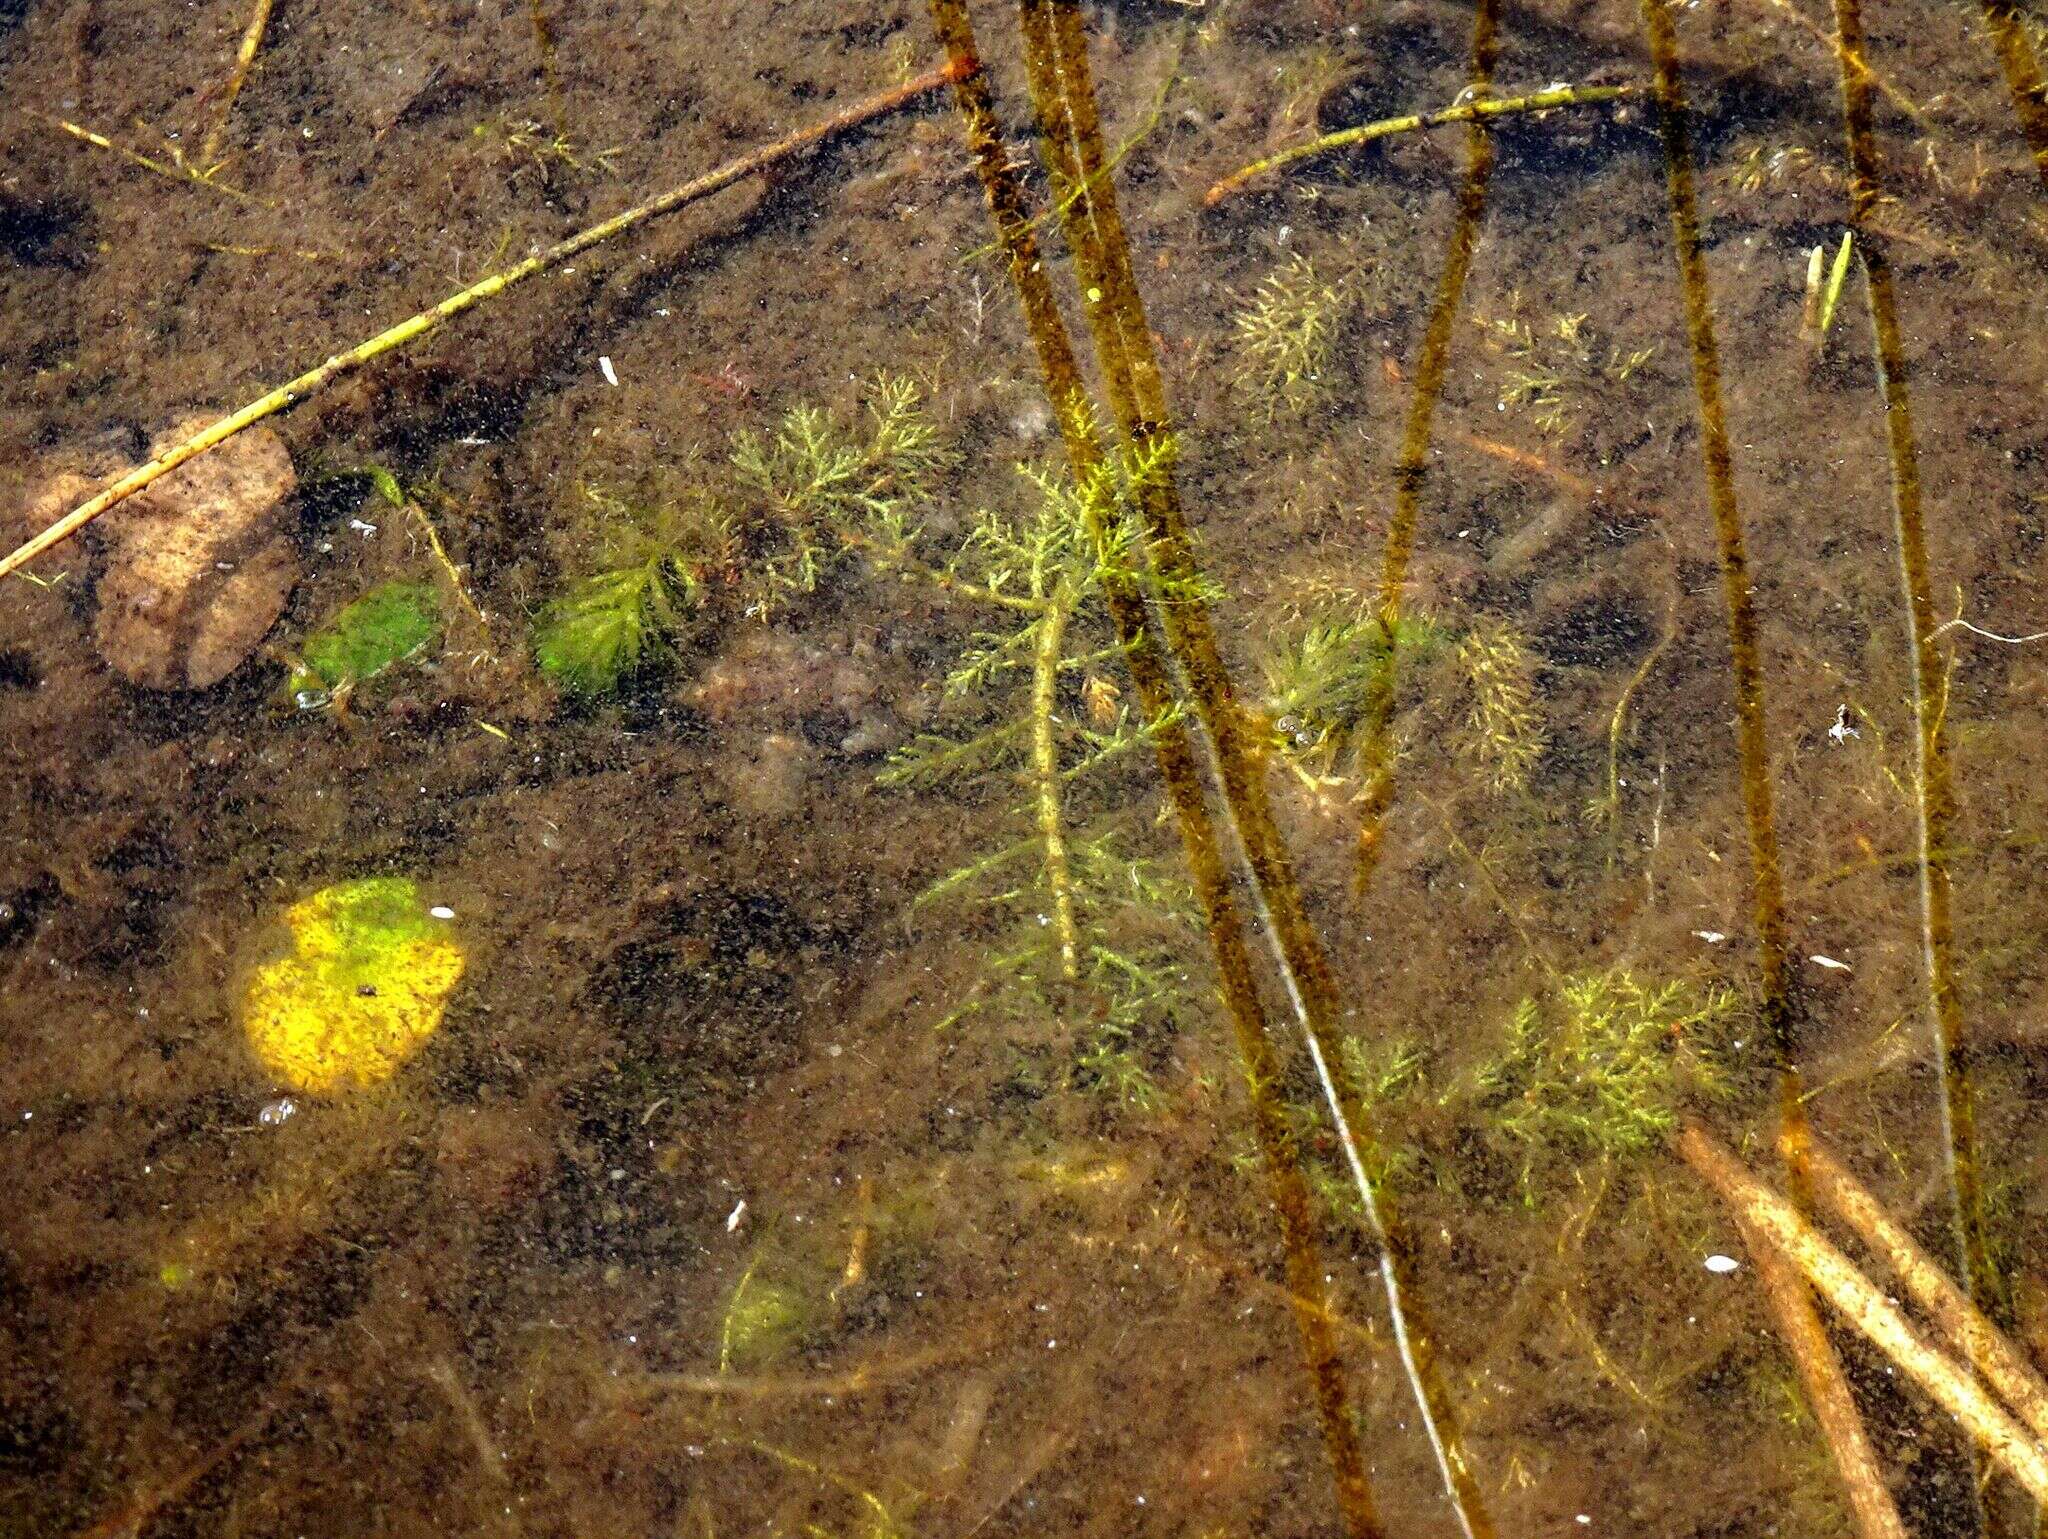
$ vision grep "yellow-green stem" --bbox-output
[1204,82,1639,206]
[1032,589,1081,979]
[4,64,961,582]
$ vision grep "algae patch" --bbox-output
[242,876,465,1092]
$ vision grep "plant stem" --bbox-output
[1031,586,1081,979]
[200,0,276,163]
[1203,82,1640,206]
[2,63,963,582]
[1019,6,1492,1536]
[1679,1123,2048,1502]
[926,6,1384,1532]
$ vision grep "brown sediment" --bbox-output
[1352,0,1502,896]
[926,5,1381,1532]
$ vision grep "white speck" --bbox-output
[456,435,490,446]
[1810,954,1852,972]
[348,518,378,536]
[1693,930,1726,944]
[1704,1253,1740,1274]
[599,356,619,387]
[726,1199,747,1233]
[1576,1517,1592,1527]
[1046,1339,1057,1349]
[1828,704,1859,744]
[429,905,456,920]
[259,1096,298,1127]
[655,308,669,317]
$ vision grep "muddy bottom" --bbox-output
[4,0,2048,1535]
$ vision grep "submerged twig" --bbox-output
[45,115,264,206]
[1799,1139,2048,1450]
[1679,1124,2048,1502]
[1204,82,1640,206]
[199,0,276,163]
[1,63,963,582]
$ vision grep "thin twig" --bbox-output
[1204,82,1640,206]
[3,63,962,583]
[200,0,276,163]
[44,115,264,206]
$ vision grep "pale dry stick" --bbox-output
[1,63,963,583]
[1799,1137,2048,1449]
[199,0,276,163]
[1678,1123,2048,1501]
[1739,1209,1909,1539]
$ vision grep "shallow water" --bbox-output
[4,0,2048,1535]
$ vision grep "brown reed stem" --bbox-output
[1204,81,1638,206]
[1972,1,2048,193]
[1826,0,2013,1521]
[1015,3,1492,1534]
[1353,0,1502,895]
[2,65,962,584]
[925,6,1383,1534]
[1638,11,1903,1537]
[1680,1123,2048,1503]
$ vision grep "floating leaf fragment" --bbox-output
[242,876,465,1092]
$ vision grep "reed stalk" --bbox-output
[1014,3,1492,1534]
[1352,0,1502,894]
[2,64,963,583]
[1741,1209,1911,1539]
[1204,82,1639,206]
[1637,9,1906,1536]
[1799,1139,2048,1450]
[927,4,1384,1532]
[1825,0,2015,1520]
[199,0,276,163]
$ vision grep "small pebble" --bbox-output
[1704,1254,1740,1274]
[429,905,456,920]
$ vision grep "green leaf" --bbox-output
[293,582,441,693]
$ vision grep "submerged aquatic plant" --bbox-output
[532,377,947,695]
[1476,967,1741,1197]
[1232,252,1356,418]
[1454,615,1547,794]
[869,442,1200,1093]
[1474,298,1656,440]
[289,581,442,705]
[1258,606,1442,770]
